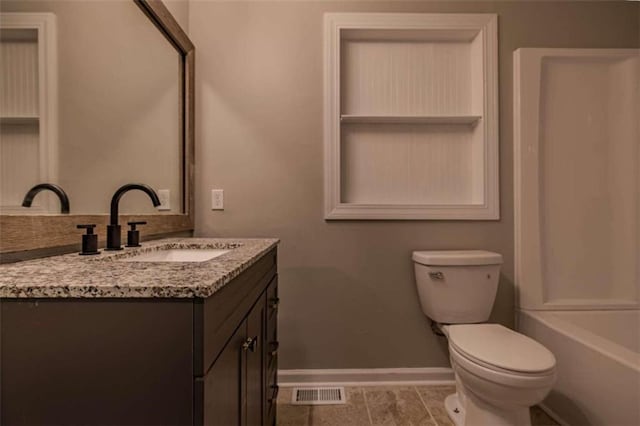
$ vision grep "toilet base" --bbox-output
[446,389,532,426]
[444,393,464,426]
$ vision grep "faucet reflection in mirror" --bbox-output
[106,183,160,251]
[21,183,70,214]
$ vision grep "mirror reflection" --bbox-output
[0,0,182,215]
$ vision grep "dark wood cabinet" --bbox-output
[265,278,279,426]
[200,322,245,426]
[246,292,266,426]
[200,291,269,426]
[0,248,278,426]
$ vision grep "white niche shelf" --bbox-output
[340,115,482,125]
[324,13,499,220]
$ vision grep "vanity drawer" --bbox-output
[194,248,277,376]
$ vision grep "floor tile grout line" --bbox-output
[361,387,375,426]
[414,386,440,426]
[307,404,313,425]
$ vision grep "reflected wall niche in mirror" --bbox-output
[0,0,195,259]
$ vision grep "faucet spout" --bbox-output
[109,183,161,225]
[106,183,160,250]
[22,183,70,214]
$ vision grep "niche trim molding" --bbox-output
[323,13,499,220]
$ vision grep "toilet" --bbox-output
[412,250,556,426]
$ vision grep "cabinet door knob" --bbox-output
[242,336,258,352]
[270,297,280,309]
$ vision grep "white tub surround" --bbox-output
[519,310,639,426]
[514,48,640,426]
[514,48,640,311]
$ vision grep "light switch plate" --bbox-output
[211,189,224,210]
[157,189,171,211]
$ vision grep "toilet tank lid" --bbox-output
[412,250,503,266]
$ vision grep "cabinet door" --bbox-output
[200,296,267,426]
[202,321,246,426]
[245,293,266,426]
[1,299,194,426]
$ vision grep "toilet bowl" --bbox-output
[445,324,556,426]
[413,251,556,426]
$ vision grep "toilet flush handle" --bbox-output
[429,271,444,280]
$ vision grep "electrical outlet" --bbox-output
[157,189,171,211]
[211,189,224,210]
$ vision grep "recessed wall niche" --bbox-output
[324,13,499,220]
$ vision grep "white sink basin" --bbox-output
[119,249,229,263]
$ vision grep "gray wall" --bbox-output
[190,1,639,369]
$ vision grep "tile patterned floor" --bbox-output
[277,385,559,426]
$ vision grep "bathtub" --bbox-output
[518,310,640,426]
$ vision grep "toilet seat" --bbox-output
[447,323,556,374]
[449,344,556,389]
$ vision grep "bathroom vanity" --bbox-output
[0,238,279,426]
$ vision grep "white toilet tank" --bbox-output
[413,250,503,324]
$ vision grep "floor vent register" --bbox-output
[291,387,347,405]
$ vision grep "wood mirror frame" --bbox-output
[0,0,195,262]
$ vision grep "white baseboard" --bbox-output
[278,368,455,387]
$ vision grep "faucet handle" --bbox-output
[77,224,96,233]
[76,224,99,255]
[127,221,147,230]
[126,221,147,247]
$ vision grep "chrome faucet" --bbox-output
[22,183,70,214]
[105,183,160,250]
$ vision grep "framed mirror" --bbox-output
[0,0,194,260]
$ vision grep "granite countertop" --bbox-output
[0,238,279,298]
